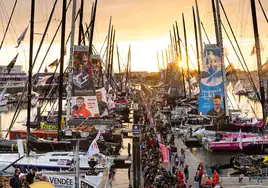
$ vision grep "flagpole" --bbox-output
[66,0,76,129]
[27,0,35,157]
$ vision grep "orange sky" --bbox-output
[0,0,268,72]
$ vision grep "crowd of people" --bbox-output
[9,167,49,188]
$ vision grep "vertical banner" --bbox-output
[198,44,224,116]
[91,55,104,89]
[72,45,99,118]
[160,144,169,165]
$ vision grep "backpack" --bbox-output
[194,175,199,182]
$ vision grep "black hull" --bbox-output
[242,143,268,155]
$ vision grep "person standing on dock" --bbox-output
[184,165,189,184]
[10,168,21,188]
[213,169,219,186]
[257,168,263,184]
[180,153,185,168]
[128,143,131,157]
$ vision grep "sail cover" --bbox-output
[198,44,225,115]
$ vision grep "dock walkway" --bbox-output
[173,137,268,187]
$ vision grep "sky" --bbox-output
[0,0,268,73]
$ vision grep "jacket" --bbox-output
[72,104,91,118]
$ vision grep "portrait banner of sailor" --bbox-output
[198,44,225,115]
[71,96,100,118]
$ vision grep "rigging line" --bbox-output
[6,0,73,136]
[0,0,17,50]
[201,22,211,44]
[258,0,268,24]
[0,0,17,43]
[222,21,259,104]
[32,0,58,71]
[220,0,261,102]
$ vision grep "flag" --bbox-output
[37,75,52,86]
[87,130,101,157]
[15,26,29,48]
[250,41,264,56]
[0,88,6,102]
[48,59,59,68]
[7,53,19,73]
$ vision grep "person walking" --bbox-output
[180,154,185,168]
[213,169,219,186]
[184,165,189,184]
[257,168,262,184]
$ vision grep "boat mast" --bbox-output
[212,0,219,45]
[88,0,98,56]
[27,0,35,156]
[125,46,131,92]
[66,0,76,129]
[116,44,122,91]
[175,21,182,62]
[107,26,113,81]
[182,13,191,98]
[173,25,178,61]
[78,0,84,45]
[58,0,67,140]
[250,0,266,123]
[215,0,228,116]
[192,6,200,76]
[109,29,115,82]
[0,0,18,51]
[105,17,112,73]
[156,51,161,77]
[195,0,204,57]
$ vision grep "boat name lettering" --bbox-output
[49,177,73,186]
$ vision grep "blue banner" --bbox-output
[198,44,225,116]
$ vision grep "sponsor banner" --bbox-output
[91,55,104,89]
[96,87,108,116]
[160,144,169,165]
[132,124,140,135]
[72,96,100,119]
[72,45,95,96]
[198,44,224,115]
[42,174,75,188]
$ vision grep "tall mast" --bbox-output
[88,0,98,56]
[107,26,114,80]
[216,0,228,116]
[78,0,84,44]
[125,45,131,91]
[212,0,220,45]
[110,30,115,82]
[58,0,67,140]
[173,25,178,61]
[195,0,204,56]
[66,0,76,128]
[175,21,182,61]
[192,6,200,76]
[250,0,265,122]
[105,17,112,72]
[116,44,122,91]
[27,0,35,156]
[182,13,191,97]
